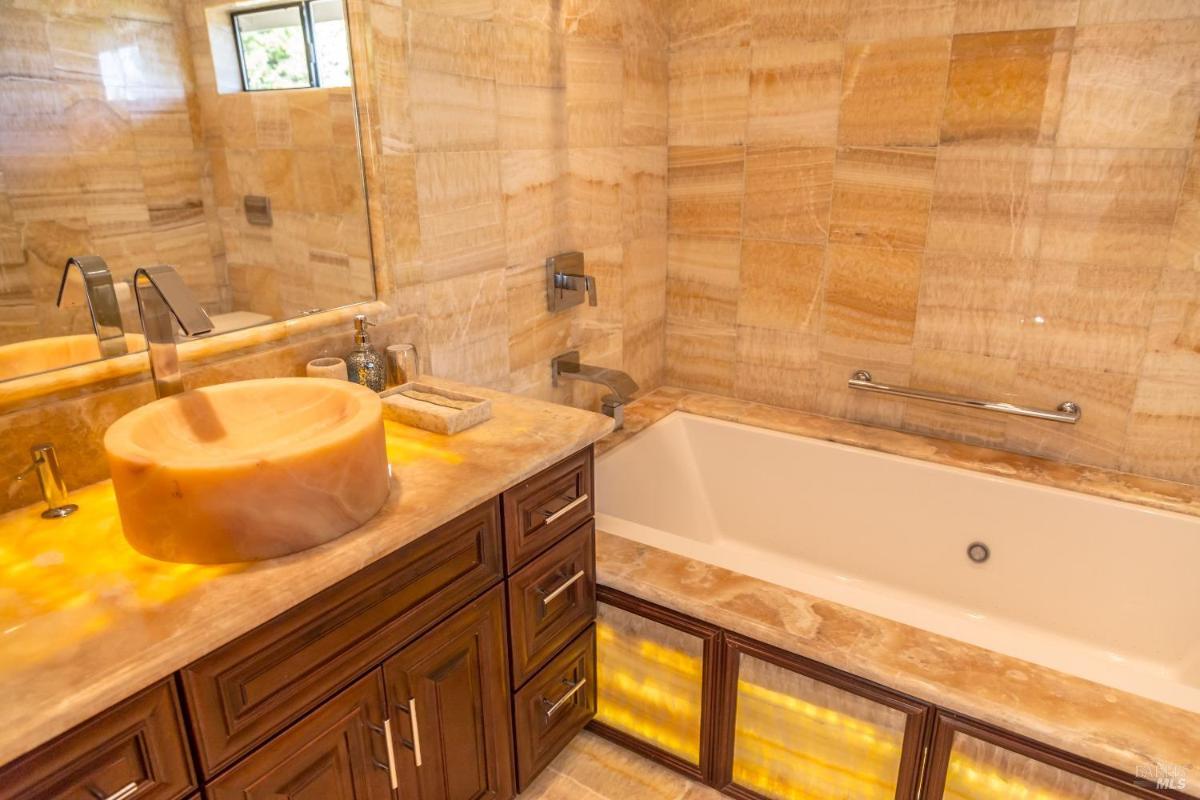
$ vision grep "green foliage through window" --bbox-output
[233,1,351,92]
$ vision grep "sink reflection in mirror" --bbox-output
[0,0,376,386]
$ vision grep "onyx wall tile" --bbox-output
[828,146,936,252]
[743,146,834,244]
[1056,19,1200,149]
[941,27,1072,145]
[1040,148,1190,270]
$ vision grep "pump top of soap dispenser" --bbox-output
[353,313,374,345]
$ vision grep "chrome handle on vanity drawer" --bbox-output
[92,782,138,800]
[542,678,587,718]
[367,719,399,789]
[539,570,586,606]
[383,718,399,789]
[541,494,588,525]
[409,697,423,768]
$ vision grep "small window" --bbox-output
[232,1,352,92]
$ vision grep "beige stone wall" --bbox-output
[0,0,228,345]
[183,1,375,323]
[356,0,669,406]
[661,0,1200,484]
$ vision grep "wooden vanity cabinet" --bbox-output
[0,679,195,800]
[2,447,602,800]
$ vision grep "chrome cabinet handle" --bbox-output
[383,718,399,790]
[542,678,587,718]
[541,493,588,526]
[367,720,399,790]
[539,570,586,606]
[92,783,138,800]
[409,697,423,768]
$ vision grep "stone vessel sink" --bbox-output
[104,378,390,564]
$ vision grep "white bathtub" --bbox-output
[595,412,1200,714]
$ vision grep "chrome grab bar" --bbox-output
[848,370,1081,424]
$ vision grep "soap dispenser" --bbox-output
[347,314,385,391]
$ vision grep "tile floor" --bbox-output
[521,732,723,800]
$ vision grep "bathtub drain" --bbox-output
[967,542,990,564]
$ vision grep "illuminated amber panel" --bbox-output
[595,602,705,764]
[732,654,907,800]
[943,732,1140,800]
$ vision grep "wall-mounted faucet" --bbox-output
[57,255,128,358]
[551,350,638,429]
[546,252,597,312]
[132,265,213,399]
[14,444,77,518]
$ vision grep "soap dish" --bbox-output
[381,382,492,434]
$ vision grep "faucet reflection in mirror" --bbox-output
[56,257,129,360]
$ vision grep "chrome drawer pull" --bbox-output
[383,718,399,790]
[99,783,138,800]
[541,493,588,525]
[542,677,587,718]
[409,697,423,768]
[539,570,586,606]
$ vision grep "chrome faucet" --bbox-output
[57,255,128,358]
[15,444,78,518]
[551,350,638,429]
[132,265,213,399]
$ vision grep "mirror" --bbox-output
[0,0,375,384]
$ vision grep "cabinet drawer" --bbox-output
[206,670,393,800]
[507,521,596,688]
[513,625,596,790]
[182,499,503,775]
[503,447,593,572]
[0,679,195,800]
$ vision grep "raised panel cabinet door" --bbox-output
[205,671,394,800]
[922,713,1171,800]
[381,584,515,800]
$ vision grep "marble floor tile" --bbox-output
[521,732,724,800]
